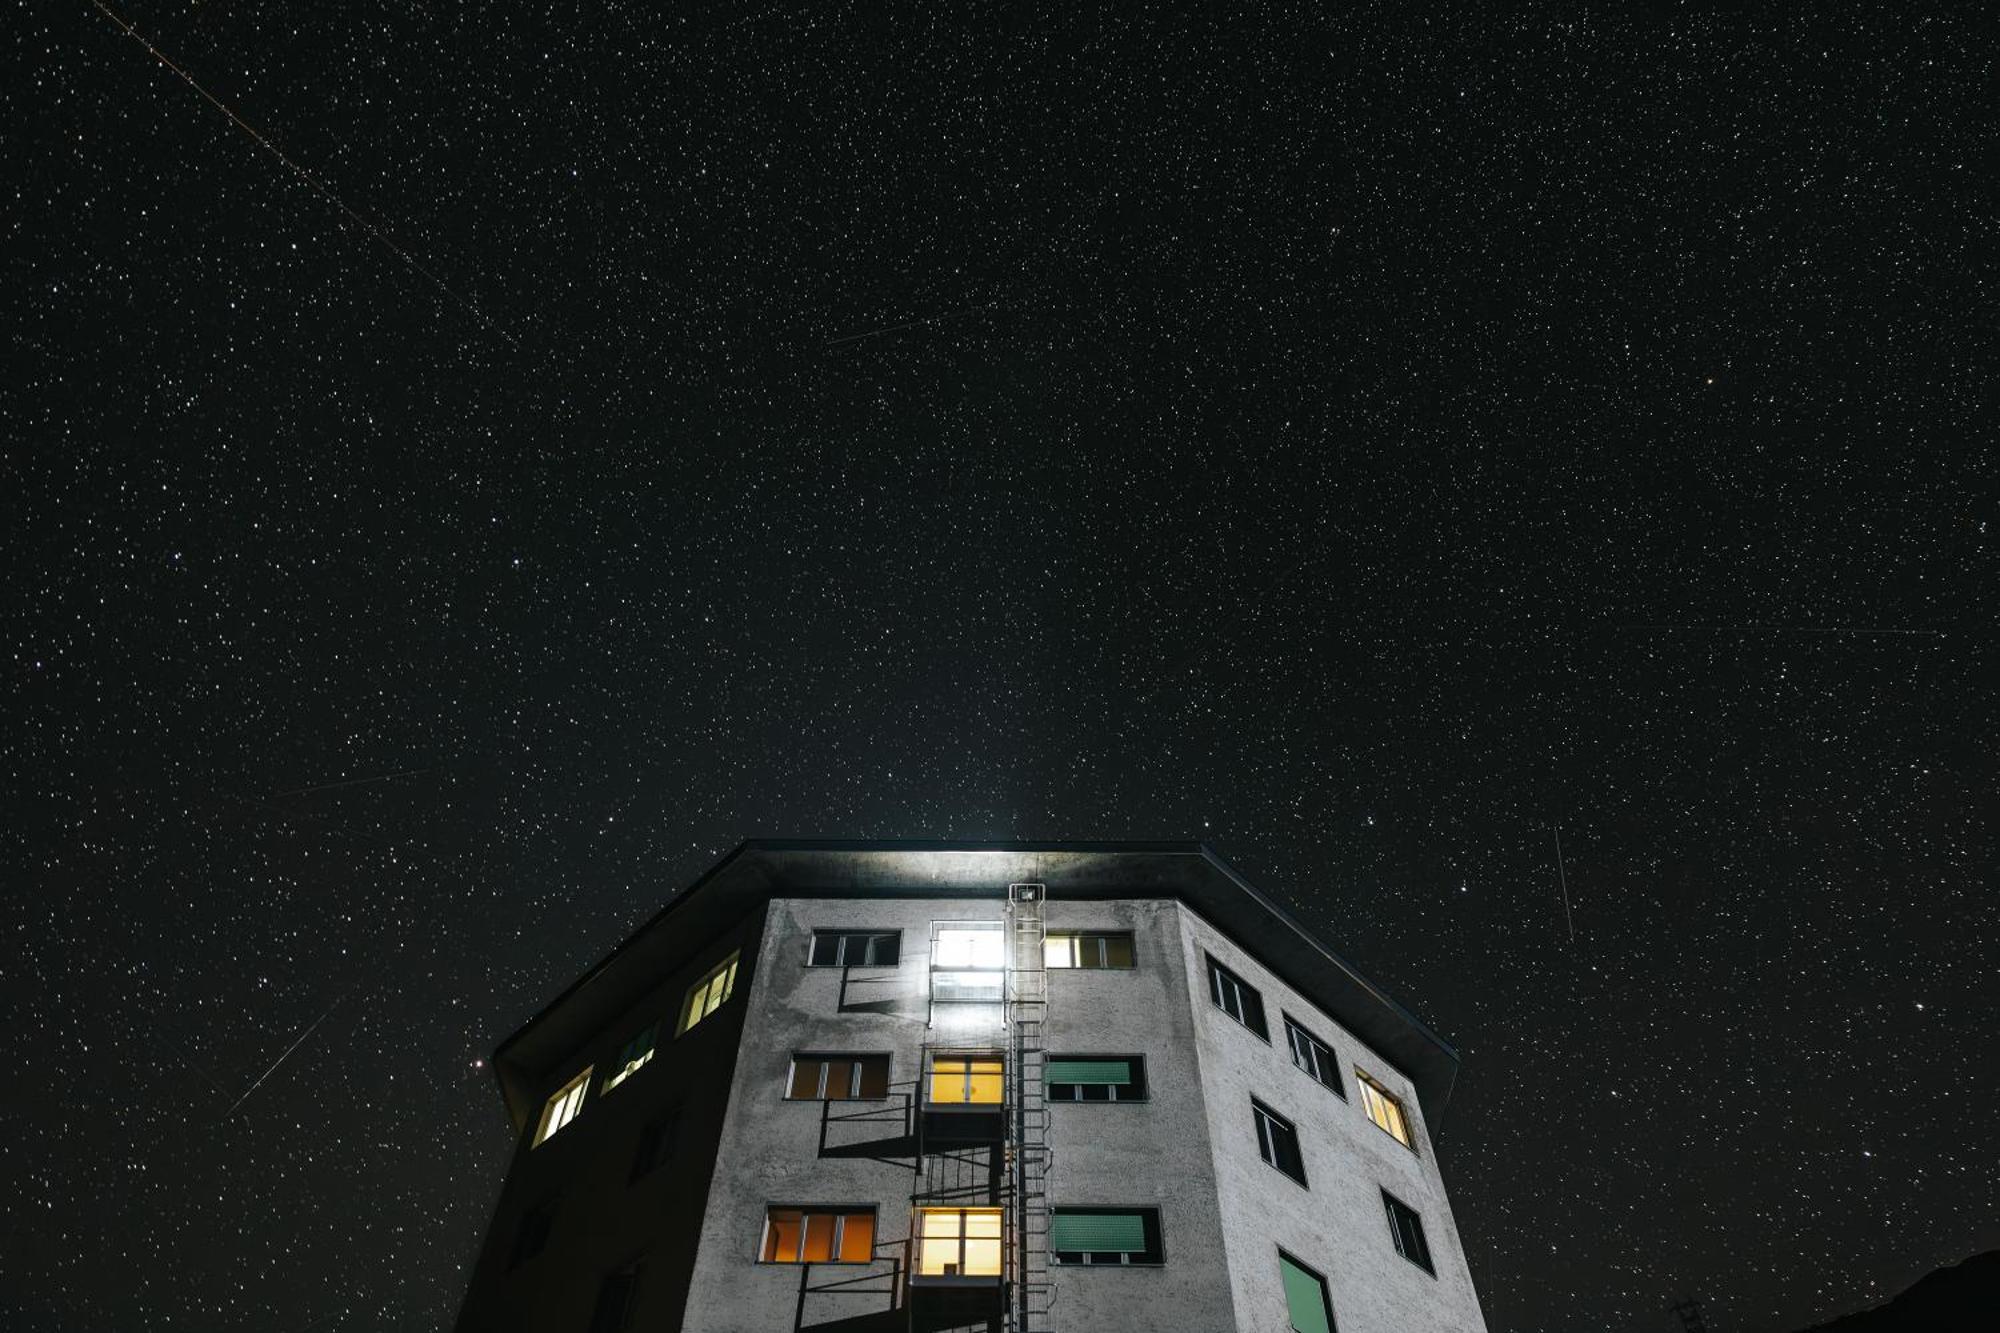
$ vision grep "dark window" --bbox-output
[1046,1055,1147,1102]
[809,931,900,967]
[787,1054,892,1100]
[1383,1192,1434,1275]
[1206,955,1268,1038]
[1045,931,1136,969]
[1253,1100,1308,1185]
[1049,1208,1164,1266]
[1284,1017,1344,1097]
[1279,1250,1336,1333]
[761,1207,877,1263]
[507,1197,556,1270]
[628,1108,678,1183]
[587,1261,642,1333]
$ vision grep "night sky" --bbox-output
[7,5,1994,1331]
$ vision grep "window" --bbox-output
[508,1197,556,1269]
[788,1054,891,1101]
[1049,1208,1164,1266]
[1206,955,1268,1038]
[603,1024,657,1093]
[677,951,740,1036]
[628,1108,678,1183]
[1356,1070,1414,1150]
[1046,1055,1147,1102]
[809,930,900,967]
[1044,931,1135,969]
[533,1067,591,1147]
[1279,1251,1336,1333]
[931,922,1005,1001]
[587,1261,642,1333]
[1253,1100,1308,1186]
[760,1207,876,1264]
[915,1207,1003,1278]
[1284,1017,1343,1098]
[1382,1192,1434,1275]
[929,1052,1003,1105]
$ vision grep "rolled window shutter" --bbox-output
[1045,1059,1130,1086]
[1049,1212,1145,1253]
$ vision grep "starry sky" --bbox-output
[6,4,1994,1331]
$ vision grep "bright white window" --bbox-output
[677,951,740,1036]
[533,1067,592,1147]
[931,922,1005,1002]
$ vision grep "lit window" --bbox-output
[760,1207,877,1264]
[915,1207,1003,1278]
[931,922,1005,1001]
[788,1053,891,1100]
[1046,1055,1146,1102]
[603,1023,657,1092]
[808,930,900,967]
[1206,955,1268,1039]
[1382,1191,1434,1275]
[677,951,740,1036]
[1253,1099,1308,1186]
[533,1067,591,1147]
[1044,931,1135,969]
[929,1052,1003,1104]
[1279,1251,1336,1333]
[1049,1208,1164,1265]
[1356,1070,1414,1150]
[1284,1017,1343,1098]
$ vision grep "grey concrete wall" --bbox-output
[1039,897,1237,1331]
[1179,905,1488,1333]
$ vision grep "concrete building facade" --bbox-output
[453,842,1488,1333]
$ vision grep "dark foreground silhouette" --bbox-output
[1792,1252,1997,1332]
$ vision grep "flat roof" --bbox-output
[489,840,1461,1129]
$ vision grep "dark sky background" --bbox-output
[6,4,1993,1331]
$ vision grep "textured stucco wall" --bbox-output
[1181,905,1488,1333]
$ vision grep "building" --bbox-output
[453,841,1489,1333]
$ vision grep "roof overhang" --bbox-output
[490,840,1460,1130]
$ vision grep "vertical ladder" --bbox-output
[1006,883,1053,1332]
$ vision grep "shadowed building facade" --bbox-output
[453,842,1489,1333]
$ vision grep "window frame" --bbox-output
[913,1206,1006,1280]
[1044,930,1137,970]
[507,1196,557,1270]
[1355,1068,1417,1152]
[603,1023,658,1093]
[1205,954,1270,1040]
[807,930,902,968]
[1252,1098,1309,1187]
[628,1106,679,1184]
[532,1067,592,1147]
[676,950,741,1037]
[1278,1249,1337,1333]
[587,1259,644,1333]
[1046,1054,1148,1103]
[927,1050,1005,1106]
[1382,1190,1435,1276]
[1049,1206,1166,1267]
[1283,1015,1345,1099]
[786,1053,892,1101]
[757,1205,880,1266]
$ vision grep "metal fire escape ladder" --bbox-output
[1006,883,1054,1333]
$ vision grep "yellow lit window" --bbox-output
[1357,1070,1413,1149]
[532,1067,592,1147]
[760,1207,876,1264]
[1044,931,1136,969]
[916,1207,1003,1278]
[677,951,740,1036]
[929,1053,1004,1105]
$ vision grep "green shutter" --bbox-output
[1049,1212,1145,1253]
[1281,1256,1332,1333]
[1045,1059,1131,1086]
